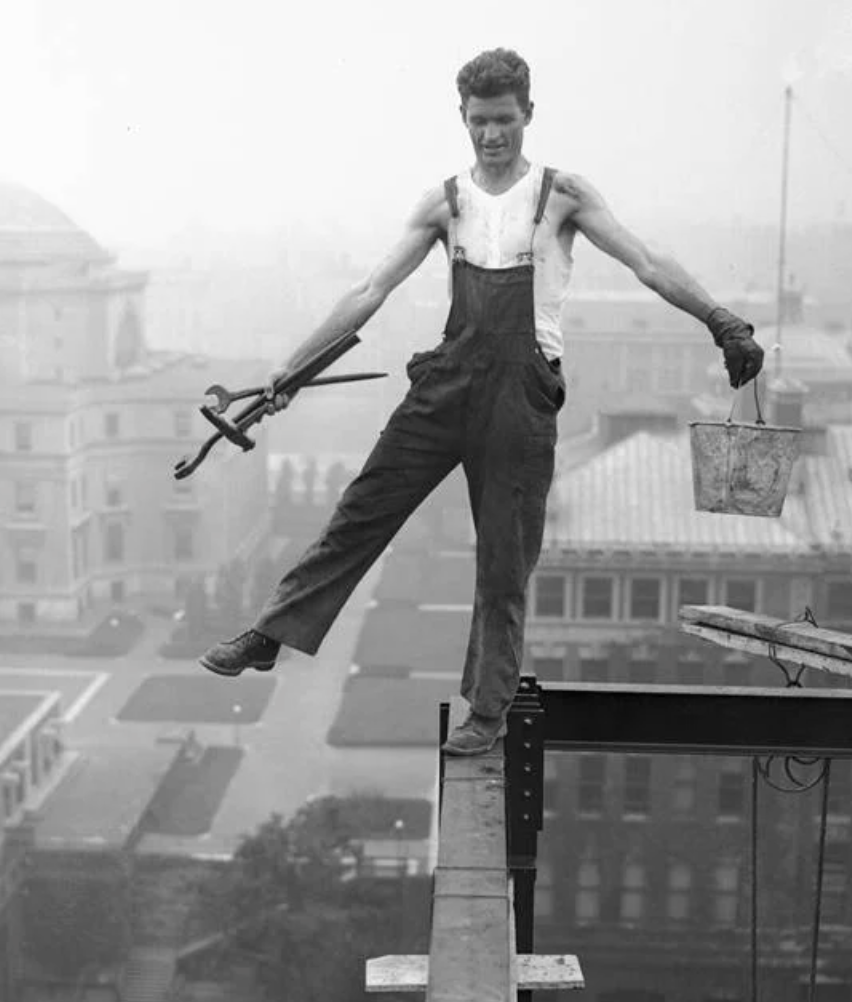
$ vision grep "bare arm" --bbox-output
[275,187,448,379]
[557,172,718,323]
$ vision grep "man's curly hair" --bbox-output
[456,48,531,111]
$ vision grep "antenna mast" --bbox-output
[774,84,793,378]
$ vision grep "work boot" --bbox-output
[199,629,281,677]
[441,711,507,757]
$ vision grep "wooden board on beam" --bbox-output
[681,622,852,680]
[679,605,852,664]
[366,954,585,993]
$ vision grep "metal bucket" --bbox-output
[688,381,801,518]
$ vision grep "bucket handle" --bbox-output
[726,375,764,426]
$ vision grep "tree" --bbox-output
[191,796,430,1002]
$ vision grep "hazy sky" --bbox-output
[3,0,851,252]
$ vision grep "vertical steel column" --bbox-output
[505,675,545,1001]
[438,701,449,815]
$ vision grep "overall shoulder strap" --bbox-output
[533,166,556,225]
[444,176,460,219]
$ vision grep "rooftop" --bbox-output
[752,322,852,377]
[0,182,111,265]
[0,692,53,760]
[544,428,839,556]
[0,351,268,407]
[34,743,179,851]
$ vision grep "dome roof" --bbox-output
[0,183,110,264]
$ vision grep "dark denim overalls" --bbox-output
[254,168,566,720]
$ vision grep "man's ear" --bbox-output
[525,101,535,126]
[459,103,468,125]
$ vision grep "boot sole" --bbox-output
[199,657,276,677]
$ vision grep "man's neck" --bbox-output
[472,156,530,195]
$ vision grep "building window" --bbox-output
[667,862,692,921]
[14,481,36,516]
[16,553,37,585]
[70,479,78,509]
[17,602,36,624]
[104,412,121,439]
[725,579,757,613]
[535,575,565,617]
[672,757,698,814]
[14,422,33,451]
[629,659,657,685]
[543,776,559,821]
[175,525,194,562]
[535,859,554,919]
[105,523,124,563]
[713,861,740,925]
[577,755,605,815]
[533,656,564,681]
[826,580,852,622]
[677,577,709,610]
[620,860,647,922]
[575,856,601,923]
[822,844,848,924]
[105,478,124,508]
[624,757,652,816]
[828,761,851,817]
[628,578,662,620]
[581,576,614,619]
[718,759,746,819]
[722,655,751,687]
[677,656,705,686]
[110,580,125,602]
[579,658,609,683]
[656,357,683,393]
[174,410,193,437]
[81,473,89,510]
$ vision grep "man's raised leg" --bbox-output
[200,370,461,676]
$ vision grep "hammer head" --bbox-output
[200,406,256,451]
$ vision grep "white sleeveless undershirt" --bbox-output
[447,164,573,360]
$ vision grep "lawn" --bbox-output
[117,673,275,724]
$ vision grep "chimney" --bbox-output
[765,375,826,467]
[765,375,808,428]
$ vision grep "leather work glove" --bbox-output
[706,307,764,388]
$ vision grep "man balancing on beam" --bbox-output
[199,48,764,755]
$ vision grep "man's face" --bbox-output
[460,92,533,170]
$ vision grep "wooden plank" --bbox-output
[681,622,852,680]
[366,955,585,993]
[679,604,852,663]
[426,697,512,1002]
